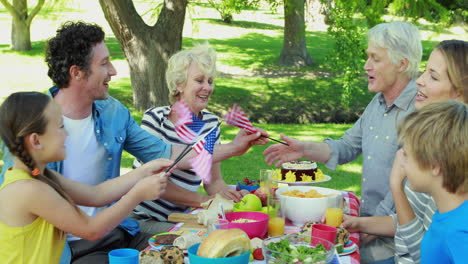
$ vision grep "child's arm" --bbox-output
[390,150,416,225]
[342,215,395,237]
[25,172,166,241]
[391,149,433,262]
[58,158,173,207]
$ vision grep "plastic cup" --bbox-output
[311,224,337,245]
[267,197,285,236]
[325,208,343,227]
[207,218,229,234]
[108,248,139,264]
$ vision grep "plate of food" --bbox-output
[272,161,331,185]
[338,240,358,256]
[148,230,207,251]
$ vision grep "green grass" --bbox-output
[1,1,466,198]
[120,123,362,196]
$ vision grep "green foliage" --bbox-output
[207,0,261,23]
[324,0,367,108]
[362,0,388,27]
[388,0,451,24]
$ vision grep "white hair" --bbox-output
[368,21,422,79]
[165,42,217,104]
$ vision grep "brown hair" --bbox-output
[398,100,468,194]
[0,92,77,208]
[436,40,468,103]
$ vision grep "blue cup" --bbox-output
[108,248,139,264]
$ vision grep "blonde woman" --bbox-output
[131,43,249,235]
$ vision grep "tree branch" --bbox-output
[0,0,20,19]
[26,0,45,26]
[99,0,148,48]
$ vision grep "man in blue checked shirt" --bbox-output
[264,22,422,264]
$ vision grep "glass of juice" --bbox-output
[325,208,343,227]
[267,197,285,236]
[260,169,277,189]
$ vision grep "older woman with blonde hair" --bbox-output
[131,43,248,234]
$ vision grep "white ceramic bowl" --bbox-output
[276,186,343,226]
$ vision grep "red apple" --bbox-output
[253,187,271,207]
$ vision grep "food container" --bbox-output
[262,234,335,264]
[187,243,250,264]
[225,211,269,239]
[276,186,343,226]
[236,181,260,192]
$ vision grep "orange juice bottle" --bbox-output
[268,217,285,236]
[325,208,343,227]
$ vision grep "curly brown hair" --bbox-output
[45,21,105,88]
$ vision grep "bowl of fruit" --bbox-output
[237,178,260,192]
[262,234,335,264]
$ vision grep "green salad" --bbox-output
[266,239,329,264]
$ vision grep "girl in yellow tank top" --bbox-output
[0,92,173,263]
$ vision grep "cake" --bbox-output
[280,161,318,181]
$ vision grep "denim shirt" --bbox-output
[1,87,172,263]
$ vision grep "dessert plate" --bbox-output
[338,240,358,256]
[148,230,207,251]
[273,175,331,185]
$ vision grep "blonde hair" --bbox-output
[166,43,217,104]
[398,101,468,194]
[368,21,422,79]
[436,40,468,103]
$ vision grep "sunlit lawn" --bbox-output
[1,1,466,197]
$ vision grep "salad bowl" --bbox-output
[262,234,335,264]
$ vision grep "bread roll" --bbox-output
[197,228,250,258]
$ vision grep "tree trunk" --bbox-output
[99,0,187,111]
[12,14,31,51]
[11,0,31,50]
[0,0,45,51]
[279,0,315,67]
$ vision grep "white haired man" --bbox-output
[263,21,422,264]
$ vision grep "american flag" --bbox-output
[172,100,197,143]
[224,104,257,133]
[188,115,218,183]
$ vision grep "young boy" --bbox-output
[398,100,468,264]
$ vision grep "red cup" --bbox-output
[311,224,337,246]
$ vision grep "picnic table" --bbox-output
[159,191,361,264]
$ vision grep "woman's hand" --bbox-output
[231,127,269,156]
[217,186,248,203]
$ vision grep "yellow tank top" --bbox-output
[0,169,65,264]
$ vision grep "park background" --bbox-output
[1,0,466,197]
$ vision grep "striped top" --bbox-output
[133,106,220,221]
[392,181,436,264]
